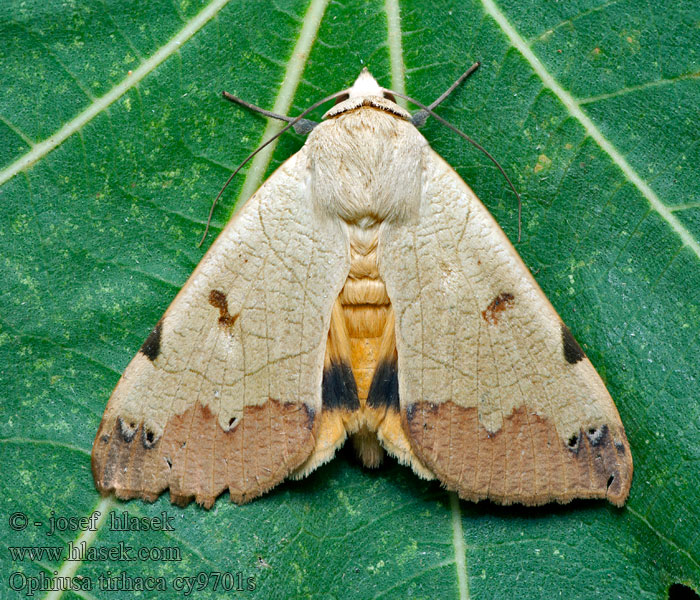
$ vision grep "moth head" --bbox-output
[347,68,383,99]
[323,68,412,121]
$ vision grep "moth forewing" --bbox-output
[382,150,632,506]
[92,69,632,508]
[92,150,349,507]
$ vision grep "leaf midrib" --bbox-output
[0,0,231,187]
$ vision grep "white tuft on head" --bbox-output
[322,68,410,120]
[348,68,382,98]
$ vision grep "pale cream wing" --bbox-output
[380,148,632,506]
[92,147,350,507]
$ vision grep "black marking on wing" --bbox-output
[367,358,399,411]
[322,361,360,411]
[140,321,163,362]
[303,405,316,429]
[404,402,438,424]
[567,433,581,453]
[118,417,138,443]
[586,424,609,447]
[561,323,585,364]
[142,426,159,449]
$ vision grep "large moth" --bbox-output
[92,69,633,508]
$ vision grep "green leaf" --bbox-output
[1,0,698,598]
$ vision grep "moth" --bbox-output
[92,68,633,508]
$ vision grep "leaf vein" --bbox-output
[480,0,700,259]
[0,0,232,187]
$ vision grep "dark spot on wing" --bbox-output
[586,424,609,447]
[118,417,137,443]
[562,324,585,364]
[142,426,159,449]
[481,292,515,325]
[405,402,438,424]
[405,403,416,423]
[209,289,238,329]
[322,360,360,411]
[567,433,580,452]
[367,357,399,411]
[140,320,163,361]
[668,584,700,600]
[303,405,316,430]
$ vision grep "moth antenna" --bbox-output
[222,92,318,135]
[391,86,523,243]
[411,61,481,127]
[199,89,349,247]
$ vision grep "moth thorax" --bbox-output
[309,109,424,224]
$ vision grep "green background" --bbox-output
[1,0,698,598]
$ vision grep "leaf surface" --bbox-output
[1,0,698,598]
